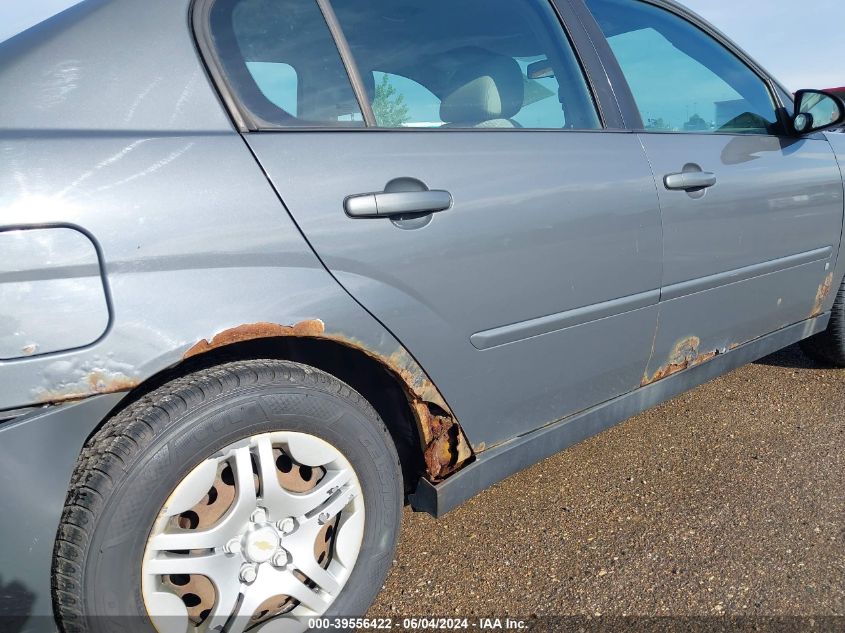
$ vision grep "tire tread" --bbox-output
[52,360,395,632]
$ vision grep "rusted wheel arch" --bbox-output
[74,321,475,483]
[171,321,474,482]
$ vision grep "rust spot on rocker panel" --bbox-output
[811,273,835,317]
[185,321,474,481]
[641,336,719,386]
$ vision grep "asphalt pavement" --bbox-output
[369,345,845,621]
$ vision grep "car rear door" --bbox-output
[198,0,664,447]
[581,0,845,382]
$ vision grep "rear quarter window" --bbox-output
[209,0,364,126]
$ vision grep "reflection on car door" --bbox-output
[585,0,844,382]
[207,0,665,447]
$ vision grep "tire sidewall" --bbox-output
[83,374,401,632]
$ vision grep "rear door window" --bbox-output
[371,71,442,128]
[207,0,600,130]
[332,0,600,129]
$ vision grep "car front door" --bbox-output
[582,0,845,382]
[199,0,664,447]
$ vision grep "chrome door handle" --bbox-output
[345,189,453,219]
[664,171,717,191]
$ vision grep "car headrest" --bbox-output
[440,51,524,124]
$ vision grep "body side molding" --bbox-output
[470,247,833,352]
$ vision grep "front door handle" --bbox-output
[664,171,717,191]
[345,178,452,219]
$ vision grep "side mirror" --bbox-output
[793,89,845,134]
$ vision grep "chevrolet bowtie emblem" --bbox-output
[254,541,274,551]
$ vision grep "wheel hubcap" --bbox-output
[242,522,281,564]
[141,431,365,633]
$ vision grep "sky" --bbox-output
[1,0,843,92]
[678,0,844,91]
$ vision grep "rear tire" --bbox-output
[800,275,845,366]
[52,360,402,633]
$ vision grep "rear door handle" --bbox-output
[345,189,453,219]
[664,171,717,191]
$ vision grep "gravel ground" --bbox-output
[368,344,845,619]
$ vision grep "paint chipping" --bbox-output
[183,320,327,358]
[35,372,140,405]
[641,336,719,386]
[32,355,141,405]
[811,273,835,317]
